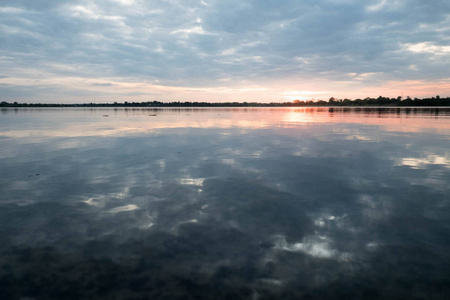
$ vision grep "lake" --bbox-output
[0,107,449,299]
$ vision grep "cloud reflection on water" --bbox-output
[0,107,449,299]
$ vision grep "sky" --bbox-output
[0,0,449,103]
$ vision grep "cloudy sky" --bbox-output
[0,0,449,103]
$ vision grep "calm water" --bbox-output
[0,107,449,299]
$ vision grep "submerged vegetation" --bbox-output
[1,96,450,107]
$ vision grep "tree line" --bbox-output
[1,95,449,107]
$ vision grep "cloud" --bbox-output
[0,0,449,102]
[92,82,114,86]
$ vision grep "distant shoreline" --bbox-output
[1,96,449,107]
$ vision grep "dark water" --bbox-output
[0,107,449,299]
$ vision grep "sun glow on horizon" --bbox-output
[0,73,449,104]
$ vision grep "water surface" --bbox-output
[1,107,449,299]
